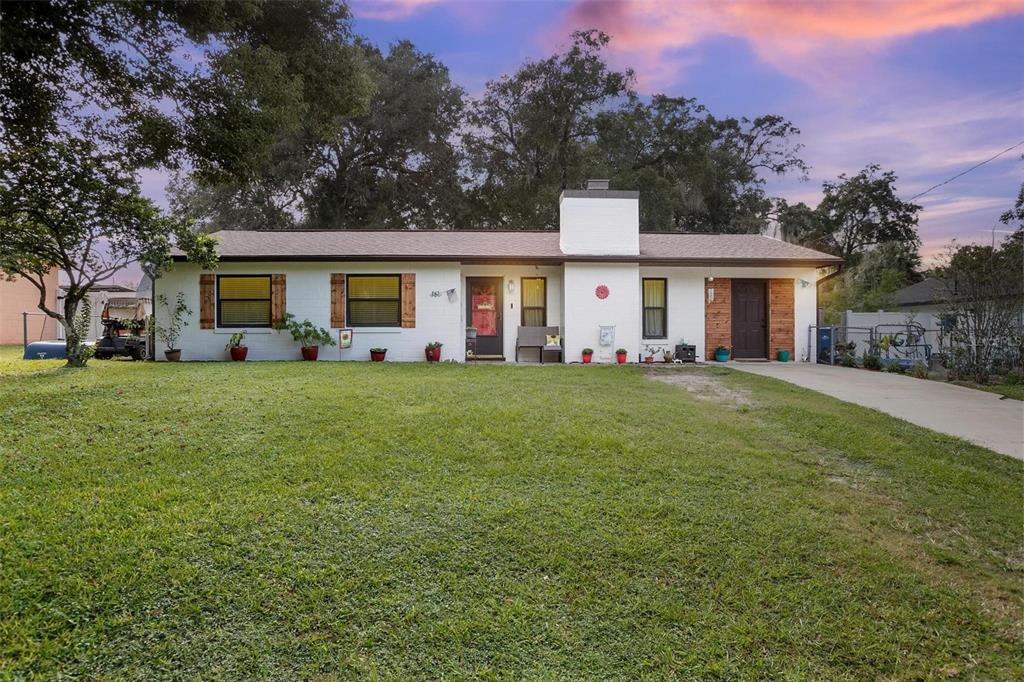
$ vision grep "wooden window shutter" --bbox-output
[330,273,345,327]
[271,274,286,326]
[199,273,215,329]
[401,273,415,328]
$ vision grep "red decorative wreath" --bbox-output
[595,284,609,300]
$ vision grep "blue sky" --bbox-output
[132,1,1023,284]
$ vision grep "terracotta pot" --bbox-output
[165,349,181,362]
[301,346,319,361]
[230,346,248,361]
[370,350,387,362]
[425,347,441,362]
[644,356,654,364]
[616,352,627,364]
[581,353,593,364]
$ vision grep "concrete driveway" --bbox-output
[729,363,1024,459]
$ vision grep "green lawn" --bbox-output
[1,347,1021,679]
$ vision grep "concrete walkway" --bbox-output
[728,362,1024,459]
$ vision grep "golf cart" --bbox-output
[94,297,149,360]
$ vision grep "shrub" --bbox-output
[274,313,335,348]
[839,352,856,368]
[909,361,929,379]
[863,353,881,371]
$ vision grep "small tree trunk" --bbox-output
[62,296,86,368]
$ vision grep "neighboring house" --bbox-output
[892,277,948,315]
[162,184,841,362]
[0,271,59,344]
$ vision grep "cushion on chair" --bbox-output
[545,334,561,347]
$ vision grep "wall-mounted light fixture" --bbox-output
[507,279,515,295]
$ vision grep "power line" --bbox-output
[908,139,1024,202]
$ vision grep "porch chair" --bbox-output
[515,326,563,364]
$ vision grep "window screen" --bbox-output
[348,275,401,327]
[217,275,271,327]
[642,278,667,339]
[521,277,546,326]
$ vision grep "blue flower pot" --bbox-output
[714,350,729,362]
[777,350,790,362]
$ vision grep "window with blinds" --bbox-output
[348,275,401,327]
[217,275,271,327]
[521,277,546,327]
[642,278,667,339]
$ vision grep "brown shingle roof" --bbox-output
[172,230,841,266]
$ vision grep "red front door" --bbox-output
[467,277,503,356]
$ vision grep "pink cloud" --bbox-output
[555,0,1024,89]
[351,0,445,21]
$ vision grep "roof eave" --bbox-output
[171,254,842,267]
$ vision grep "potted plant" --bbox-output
[225,331,248,361]
[662,349,673,363]
[581,347,594,364]
[776,349,791,362]
[615,347,628,364]
[425,341,443,362]
[274,313,335,361]
[466,326,478,339]
[714,345,730,362]
[370,347,387,362]
[152,292,191,362]
[643,345,656,364]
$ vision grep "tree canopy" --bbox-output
[169,28,809,233]
[0,0,373,366]
[778,164,921,263]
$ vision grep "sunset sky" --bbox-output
[133,1,1024,284]
[350,0,1024,260]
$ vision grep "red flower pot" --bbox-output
[370,350,386,362]
[581,353,593,364]
[301,346,319,361]
[616,352,627,364]
[230,346,248,361]
[425,347,441,362]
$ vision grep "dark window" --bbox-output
[521,277,546,326]
[348,275,401,327]
[217,275,271,328]
[642,278,667,339]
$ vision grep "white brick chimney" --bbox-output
[559,182,639,256]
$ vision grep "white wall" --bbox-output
[562,263,641,363]
[460,265,563,361]
[559,192,639,256]
[158,261,463,361]
[639,267,705,359]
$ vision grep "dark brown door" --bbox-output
[731,279,767,359]
[467,277,504,356]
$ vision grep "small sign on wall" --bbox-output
[339,328,353,349]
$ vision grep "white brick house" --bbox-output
[160,185,840,362]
